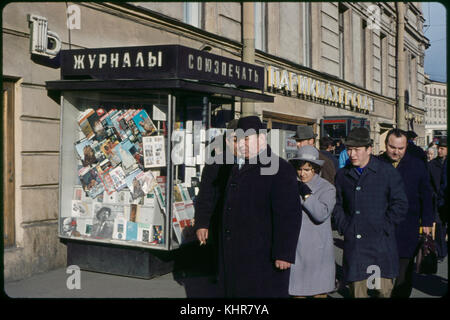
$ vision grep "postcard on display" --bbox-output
[133,109,156,137]
[112,216,128,240]
[137,223,152,243]
[152,225,164,244]
[173,202,189,227]
[100,109,118,128]
[110,111,128,140]
[71,200,93,219]
[78,109,96,140]
[172,129,185,165]
[117,190,132,205]
[173,185,184,203]
[143,136,166,168]
[61,217,80,237]
[90,203,124,239]
[79,166,105,199]
[109,166,127,191]
[73,186,85,201]
[137,170,158,195]
[75,138,93,162]
[100,138,120,159]
[184,201,195,222]
[144,191,156,206]
[126,221,138,241]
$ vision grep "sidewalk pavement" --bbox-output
[4,232,448,298]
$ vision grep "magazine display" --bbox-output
[63,105,211,249]
[64,107,168,247]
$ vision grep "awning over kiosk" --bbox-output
[46,78,274,103]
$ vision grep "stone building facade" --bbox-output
[2,2,429,281]
[424,75,448,145]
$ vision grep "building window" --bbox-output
[302,2,312,68]
[338,4,347,79]
[380,32,387,95]
[183,2,202,28]
[254,2,267,52]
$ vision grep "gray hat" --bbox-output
[289,145,324,167]
[293,125,317,141]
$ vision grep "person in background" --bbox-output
[332,127,408,298]
[338,147,350,169]
[288,145,336,298]
[378,129,433,298]
[427,147,436,162]
[319,136,339,171]
[194,119,239,279]
[428,137,448,261]
[293,125,336,185]
[406,131,427,163]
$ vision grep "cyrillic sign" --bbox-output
[60,45,264,90]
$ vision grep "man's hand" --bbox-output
[196,228,208,245]
[275,260,291,270]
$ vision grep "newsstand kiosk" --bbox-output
[46,44,273,278]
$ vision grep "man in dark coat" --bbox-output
[218,116,302,298]
[332,127,408,298]
[320,136,339,171]
[428,137,447,260]
[378,129,434,298]
[293,125,336,185]
[406,130,427,163]
[194,119,238,277]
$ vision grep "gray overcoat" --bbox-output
[289,174,336,296]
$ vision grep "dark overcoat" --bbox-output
[428,156,445,222]
[218,146,302,297]
[379,152,434,258]
[333,156,409,283]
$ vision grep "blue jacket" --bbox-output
[379,152,434,258]
[333,155,408,283]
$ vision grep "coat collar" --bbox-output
[305,173,321,192]
[233,145,275,175]
[344,155,379,181]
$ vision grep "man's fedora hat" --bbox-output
[293,125,317,141]
[345,127,372,147]
[437,137,447,147]
[289,145,324,167]
[237,116,267,133]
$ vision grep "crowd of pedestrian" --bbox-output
[193,116,448,298]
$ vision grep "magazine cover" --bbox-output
[137,223,152,243]
[61,217,81,237]
[135,205,156,225]
[152,225,164,244]
[79,166,105,199]
[143,135,166,168]
[136,169,158,195]
[109,166,127,191]
[172,217,182,244]
[153,176,166,210]
[90,203,124,239]
[133,109,156,136]
[76,218,94,237]
[100,167,116,195]
[78,109,96,140]
[114,139,138,174]
[71,200,93,219]
[112,216,127,240]
[125,168,145,200]
[126,221,138,241]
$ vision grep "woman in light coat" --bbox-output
[289,145,336,298]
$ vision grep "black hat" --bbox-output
[293,125,317,141]
[438,137,447,147]
[96,207,111,219]
[406,131,418,140]
[345,127,372,147]
[237,116,267,133]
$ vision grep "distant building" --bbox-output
[424,75,448,145]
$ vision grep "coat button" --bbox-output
[356,186,361,191]
[356,234,362,239]
[227,207,232,211]
[225,229,231,234]
[355,210,360,215]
